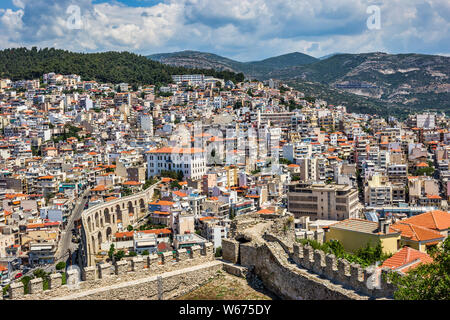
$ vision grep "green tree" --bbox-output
[388,238,450,300]
[414,167,435,177]
[21,276,32,294]
[143,178,157,190]
[328,239,345,257]
[114,250,125,261]
[142,250,149,256]
[127,225,133,232]
[108,244,115,260]
[170,181,181,189]
[2,284,10,296]
[55,261,66,271]
[280,158,293,165]
[121,187,133,197]
[215,246,222,257]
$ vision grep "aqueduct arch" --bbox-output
[81,183,159,266]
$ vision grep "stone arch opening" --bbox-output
[116,205,122,223]
[128,201,134,215]
[87,217,92,233]
[139,198,145,210]
[95,212,99,229]
[91,236,96,256]
[97,231,103,250]
[104,208,111,224]
[106,227,112,242]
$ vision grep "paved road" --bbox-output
[55,188,90,265]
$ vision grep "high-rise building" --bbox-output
[288,182,361,220]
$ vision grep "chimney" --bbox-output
[383,219,391,234]
[378,217,386,233]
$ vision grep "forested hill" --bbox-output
[0,47,245,85]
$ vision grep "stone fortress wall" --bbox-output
[3,243,217,300]
[2,214,402,301]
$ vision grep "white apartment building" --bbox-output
[416,113,435,129]
[283,143,312,163]
[138,113,153,133]
[172,74,213,85]
[146,147,206,180]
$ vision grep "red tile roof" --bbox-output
[400,210,450,231]
[256,208,275,214]
[139,228,172,235]
[381,246,433,273]
[172,191,187,198]
[390,222,445,242]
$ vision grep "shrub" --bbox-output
[56,261,66,271]
[215,247,222,257]
[2,284,10,296]
[114,250,125,261]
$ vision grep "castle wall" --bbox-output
[4,243,216,300]
[222,232,398,300]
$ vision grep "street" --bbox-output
[55,188,90,267]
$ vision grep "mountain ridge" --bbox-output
[148,50,450,114]
[147,50,319,79]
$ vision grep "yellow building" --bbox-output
[224,166,238,188]
[325,219,401,254]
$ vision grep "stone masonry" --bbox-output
[4,242,216,300]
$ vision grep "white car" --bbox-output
[1,278,11,287]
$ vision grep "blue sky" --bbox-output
[0,0,449,61]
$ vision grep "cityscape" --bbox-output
[0,0,449,307]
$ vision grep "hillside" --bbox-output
[0,48,244,85]
[149,50,449,114]
[277,52,450,113]
[147,50,318,78]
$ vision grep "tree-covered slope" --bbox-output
[0,47,245,85]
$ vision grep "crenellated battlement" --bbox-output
[3,242,215,300]
[223,230,400,299]
[288,239,398,298]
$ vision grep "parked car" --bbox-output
[14,273,23,279]
[1,278,11,287]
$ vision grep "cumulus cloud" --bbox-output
[0,0,448,60]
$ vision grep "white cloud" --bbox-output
[12,0,25,9]
[0,0,448,60]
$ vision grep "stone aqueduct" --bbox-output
[81,183,159,266]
